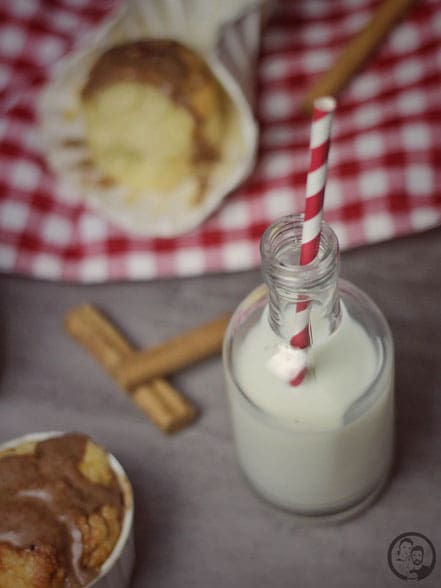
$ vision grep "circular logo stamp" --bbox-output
[388,532,436,582]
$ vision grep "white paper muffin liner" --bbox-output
[0,431,135,588]
[39,0,272,237]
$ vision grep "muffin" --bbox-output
[80,39,232,201]
[0,433,132,588]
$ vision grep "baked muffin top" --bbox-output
[0,433,124,588]
[82,39,221,130]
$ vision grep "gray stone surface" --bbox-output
[0,227,440,587]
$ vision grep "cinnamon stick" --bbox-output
[133,380,195,434]
[114,313,231,390]
[301,0,417,114]
[65,305,196,434]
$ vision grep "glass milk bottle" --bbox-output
[223,214,394,518]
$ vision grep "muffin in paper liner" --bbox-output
[0,431,135,588]
[39,0,272,237]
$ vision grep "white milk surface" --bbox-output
[234,304,377,431]
[228,303,394,513]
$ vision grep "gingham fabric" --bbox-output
[1,0,440,282]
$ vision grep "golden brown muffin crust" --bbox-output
[0,434,124,588]
[82,39,215,120]
[0,542,66,588]
[82,39,226,166]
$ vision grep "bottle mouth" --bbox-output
[260,214,339,295]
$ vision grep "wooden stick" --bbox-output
[65,305,196,434]
[301,0,417,113]
[114,313,231,390]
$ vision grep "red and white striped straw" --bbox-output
[290,97,336,384]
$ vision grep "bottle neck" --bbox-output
[260,215,341,345]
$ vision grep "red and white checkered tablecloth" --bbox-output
[1,0,440,282]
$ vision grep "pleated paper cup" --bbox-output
[39,0,272,237]
[0,431,135,588]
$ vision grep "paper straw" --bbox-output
[290,97,336,382]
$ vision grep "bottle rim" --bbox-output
[260,214,340,293]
